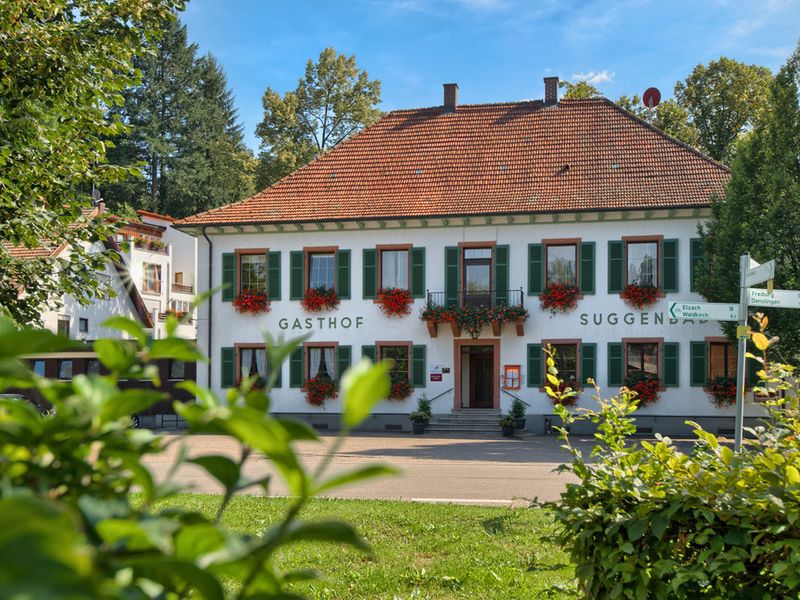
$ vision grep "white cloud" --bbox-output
[571,70,615,85]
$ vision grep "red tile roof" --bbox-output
[175,98,729,227]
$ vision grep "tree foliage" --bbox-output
[255,47,382,189]
[675,57,772,164]
[616,95,699,147]
[0,314,396,597]
[559,80,601,99]
[697,43,800,359]
[0,0,182,327]
[548,315,800,598]
[106,19,255,218]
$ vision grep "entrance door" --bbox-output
[468,346,494,408]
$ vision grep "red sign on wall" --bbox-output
[430,373,442,382]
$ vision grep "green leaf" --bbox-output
[100,388,166,421]
[0,320,78,359]
[314,464,399,495]
[94,338,137,372]
[279,520,369,553]
[149,337,205,362]
[786,465,800,484]
[188,455,241,492]
[341,359,391,430]
[101,316,147,345]
[720,445,734,466]
[627,519,647,542]
[130,559,224,600]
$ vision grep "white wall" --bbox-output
[200,214,766,419]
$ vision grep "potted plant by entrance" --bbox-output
[500,415,516,437]
[510,397,527,430]
[409,394,432,434]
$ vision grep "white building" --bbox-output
[175,78,765,435]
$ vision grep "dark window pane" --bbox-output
[380,346,410,382]
[547,245,577,286]
[31,360,45,377]
[169,360,186,380]
[709,342,736,380]
[240,254,266,291]
[309,254,335,289]
[552,344,578,384]
[58,360,73,380]
[626,343,659,377]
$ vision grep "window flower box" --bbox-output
[539,284,581,315]
[377,287,413,317]
[420,304,529,339]
[301,287,340,312]
[620,284,660,309]
[708,376,737,407]
[304,374,337,406]
[388,377,413,401]
[233,288,270,315]
[624,373,660,406]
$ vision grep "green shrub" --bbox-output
[510,397,527,419]
[548,314,800,599]
[0,314,396,598]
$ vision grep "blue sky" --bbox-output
[181,0,800,151]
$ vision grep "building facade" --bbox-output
[176,78,764,435]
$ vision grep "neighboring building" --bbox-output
[175,77,762,435]
[6,206,198,427]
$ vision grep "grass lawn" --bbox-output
[158,494,576,599]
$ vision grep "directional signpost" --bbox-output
[748,288,800,309]
[668,301,739,321]
[745,259,775,287]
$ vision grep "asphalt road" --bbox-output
[142,433,592,506]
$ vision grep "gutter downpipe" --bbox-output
[201,226,213,387]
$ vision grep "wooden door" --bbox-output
[469,350,494,408]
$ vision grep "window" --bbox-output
[86,359,101,375]
[309,253,335,290]
[31,360,45,377]
[463,247,492,306]
[546,244,577,287]
[550,344,578,388]
[57,317,70,337]
[170,299,190,313]
[169,360,186,381]
[239,253,266,292]
[58,359,73,380]
[626,241,658,287]
[626,342,659,378]
[709,342,737,381]
[307,345,335,380]
[380,345,410,384]
[503,365,521,390]
[143,263,161,294]
[380,249,409,290]
[79,318,89,333]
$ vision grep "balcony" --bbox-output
[422,289,527,338]
[171,282,193,294]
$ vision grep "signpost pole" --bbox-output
[734,253,749,452]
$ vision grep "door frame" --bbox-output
[453,338,500,410]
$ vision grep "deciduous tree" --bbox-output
[697,43,800,358]
[616,95,699,147]
[255,48,382,188]
[0,0,182,326]
[675,57,772,164]
[559,80,601,99]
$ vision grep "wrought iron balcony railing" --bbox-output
[426,288,524,308]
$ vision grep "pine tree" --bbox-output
[697,42,800,357]
[106,19,254,217]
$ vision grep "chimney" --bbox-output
[543,76,559,105]
[443,83,458,113]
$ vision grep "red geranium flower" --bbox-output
[620,284,660,310]
[305,374,337,406]
[624,373,660,405]
[301,287,340,312]
[233,288,270,315]
[377,288,413,317]
[539,284,581,315]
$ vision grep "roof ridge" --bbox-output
[597,97,731,173]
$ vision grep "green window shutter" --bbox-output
[493,245,510,305]
[336,250,351,299]
[444,246,460,307]
[527,244,543,295]
[337,345,352,383]
[608,241,623,294]
[220,346,234,388]
[690,341,707,387]
[222,253,235,302]
[690,238,704,293]
[580,242,595,294]
[267,251,281,301]
[289,347,304,388]
[290,251,304,300]
[663,342,679,387]
[607,342,624,387]
[410,247,426,298]
[662,239,679,293]
[361,344,376,362]
[580,343,597,387]
[363,249,377,299]
[527,343,543,387]
[411,345,426,388]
